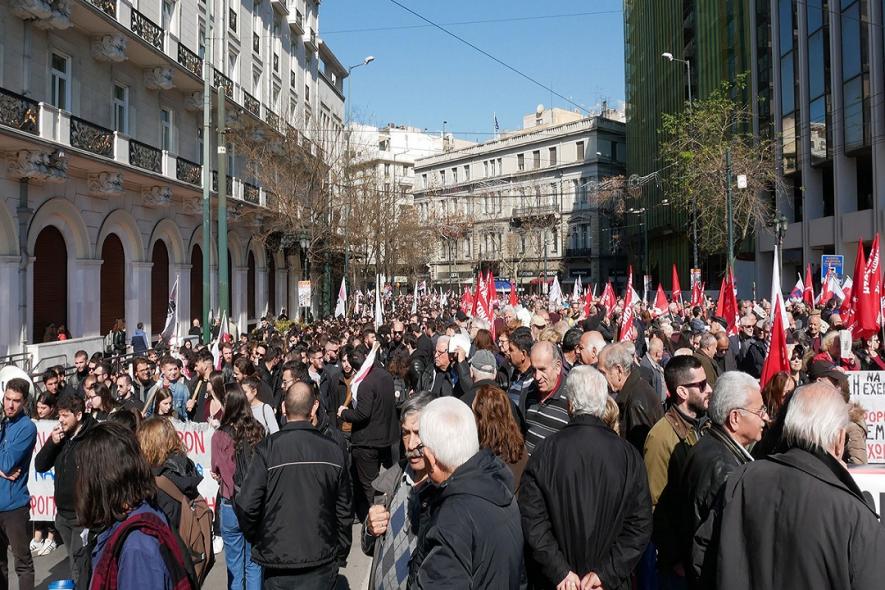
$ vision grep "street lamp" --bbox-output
[771,213,788,279]
[662,51,698,278]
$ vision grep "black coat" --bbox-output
[34,414,98,516]
[519,414,652,590]
[693,447,885,590]
[617,369,664,451]
[235,421,352,569]
[414,450,523,589]
[419,364,465,399]
[340,366,398,448]
[153,453,202,529]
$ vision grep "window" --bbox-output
[422,173,427,188]
[198,21,206,58]
[464,165,470,180]
[549,147,557,166]
[50,52,70,111]
[452,167,458,183]
[197,126,204,164]
[497,158,502,173]
[384,163,390,177]
[533,150,541,168]
[253,33,261,54]
[483,161,489,176]
[440,170,446,185]
[113,84,128,134]
[229,7,237,33]
[160,108,173,151]
[304,83,310,104]
[272,83,281,112]
[162,0,175,32]
[490,159,496,176]
[518,153,525,170]
[228,50,239,81]
[576,141,585,160]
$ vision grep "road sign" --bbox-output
[820,255,844,280]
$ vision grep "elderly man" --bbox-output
[694,332,722,388]
[524,341,569,454]
[693,382,885,589]
[520,366,652,590]
[413,398,523,589]
[677,371,765,586]
[736,315,765,377]
[598,343,663,451]
[363,394,433,590]
[419,336,463,398]
[797,310,823,353]
[577,331,607,367]
[640,336,666,402]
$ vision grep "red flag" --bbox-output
[818,268,836,306]
[760,295,790,388]
[601,281,616,317]
[844,240,866,330]
[584,288,594,317]
[652,284,668,317]
[855,234,881,338]
[672,264,683,309]
[509,280,517,307]
[487,270,496,308]
[716,268,739,336]
[803,263,815,307]
[471,272,482,317]
[461,288,473,314]
[690,280,703,308]
[619,266,636,342]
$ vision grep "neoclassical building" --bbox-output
[0,0,345,359]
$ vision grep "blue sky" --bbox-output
[321,0,626,142]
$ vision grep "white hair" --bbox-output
[419,397,479,471]
[563,365,608,418]
[708,371,758,426]
[471,318,490,331]
[600,343,633,374]
[783,382,850,452]
[470,366,496,381]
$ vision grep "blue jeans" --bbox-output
[220,500,263,590]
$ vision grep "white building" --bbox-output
[0,0,346,359]
[413,106,626,291]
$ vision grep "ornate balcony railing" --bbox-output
[211,171,233,193]
[129,140,162,173]
[176,156,202,185]
[243,92,260,117]
[565,247,593,258]
[213,69,233,99]
[0,88,39,135]
[177,44,203,79]
[131,8,163,51]
[86,0,115,17]
[512,204,558,218]
[70,116,114,158]
[243,182,260,204]
[265,110,281,130]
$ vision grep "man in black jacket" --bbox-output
[413,397,523,589]
[693,381,885,589]
[186,349,213,422]
[519,365,652,590]
[338,347,398,520]
[599,342,664,451]
[236,382,352,590]
[33,394,96,584]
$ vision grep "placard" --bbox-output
[28,420,219,521]
[849,465,885,515]
[298,280,312,308]
[849,371,885,463]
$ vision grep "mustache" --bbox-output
[405,447,424,459]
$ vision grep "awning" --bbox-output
[529,277,555,285]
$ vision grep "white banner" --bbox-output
[28,420,219,521]
[849,465,885,515]
[298,280,312,308]
[849,371,885,464]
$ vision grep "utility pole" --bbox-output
[217,85,228,321]
[200,7,213,343]
[726,147,734,271]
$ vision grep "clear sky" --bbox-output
[320,0,626,142]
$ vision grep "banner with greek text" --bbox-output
[28,420,219,521]
[849,371,885,464]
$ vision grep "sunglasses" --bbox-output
[680,379,708,391]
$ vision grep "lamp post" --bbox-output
[299,233,310,321]
[771,213,788,282]
[662,51,697,276]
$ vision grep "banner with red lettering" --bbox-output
[28,420,219,521]
[849,371,885,464]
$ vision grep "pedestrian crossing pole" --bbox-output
[200,8,213,344]
[217,84,229,321]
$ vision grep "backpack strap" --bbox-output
[155,475,187,504]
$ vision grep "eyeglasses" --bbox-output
[680,379,708,391]
[434,350,448,357]
[392,330,404,335]
[737,406,769,419]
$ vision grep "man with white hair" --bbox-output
[418,335,463,398]
[576,331,606,367]
[598,342,663,451]
[693,381,885,589]
[412,397,523,589]
[519,366,652,590]
[676,371,765,584]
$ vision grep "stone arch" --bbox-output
[27,197,90,259]
[245,236,268,271]
[0,201,18,256]
[187,226,217,267]
[226,232,246,269]
[96,209,146,263]
[147,219,186,266]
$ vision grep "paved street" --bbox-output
[9,525,372,589]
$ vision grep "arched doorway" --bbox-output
[100,234,125,335]
[190,245,203,325]
[267,250,276,319]
[33,226,67,343]
[247,251,256,319]
[151,240,170,334]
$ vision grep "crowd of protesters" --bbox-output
[0,281,883,590]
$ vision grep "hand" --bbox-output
[51,425,64,444]
[557,572,581,590]
[456,347,466,362]
[186,399,196,412]
[337,405,347,418]
[366,504,390,537]
[0,468,21,481]
[210,471,220,482]
[580,572,603,590]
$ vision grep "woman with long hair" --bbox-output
[87,383,120,422]
[472,384,528,489]
[857,335,885,370]
[242,375,279,434]
[207,371,226,428]
[136,417,202,533]
[148,388,174,419]
[761,371,796,419]
[211,383,265,590]
[35,393,57,420]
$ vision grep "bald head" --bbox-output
[285,382,317,420]
[648,336,664,363]
[578,331,606,366]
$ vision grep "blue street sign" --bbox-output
[820,255,844,280]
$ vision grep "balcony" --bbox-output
[265,110,281,131]
[565,247,593,258]
[129,139,162,173]
[271,0,288,15]
[512,204,558,218]
[176,156,202,185]
[130,7,163,51]
[213,69,234,99]
[0,88,39,135]
[305,29,318,51]
[288,8,304,34]
[70,116,114,158]
[243,92,260,117]
[243,182,260,204]
[211,171,233,194]
[85,0,115,17]
[177,43,203,79]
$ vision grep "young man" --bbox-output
[114,373,144,413]
[146,357,189,421]
[0,379,38,590]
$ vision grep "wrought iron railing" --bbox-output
[511,204,558,218]
[265,110,281,130]
[0,88,39,135]
[70,116,114,157]
[565,247,593,258]
[211,171,233,194]
[177,44,203,79]
[213,69,233,99]
[243,182,260,204]
[131,8,163,51]
[243,92,260,117]
[176,156,202,185]
[129,140,162,173]
[86,0,115,17]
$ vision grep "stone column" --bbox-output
[276,268,288,319]
[173,264,191,340]
[0,256,20,356]
[255,267,268,318]
[127,262,153,340]
[233,266,248,334]
[209,264,219,318]
[71,258,103,339]
[287,254,301,322]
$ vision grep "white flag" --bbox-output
[160,276,179,343]
[548,275,563,308]
[351,342,379,408]
[374,275,383,330]
[411,281,418,315]
[334,277,347,318]
[572,275,582,301]
[210,310,230,370]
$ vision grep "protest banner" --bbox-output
[28,420,219,521]
[848,371,885,463]
[848,465,885,515]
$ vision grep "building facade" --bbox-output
[0,0,345,358]
[413,107,626,291]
